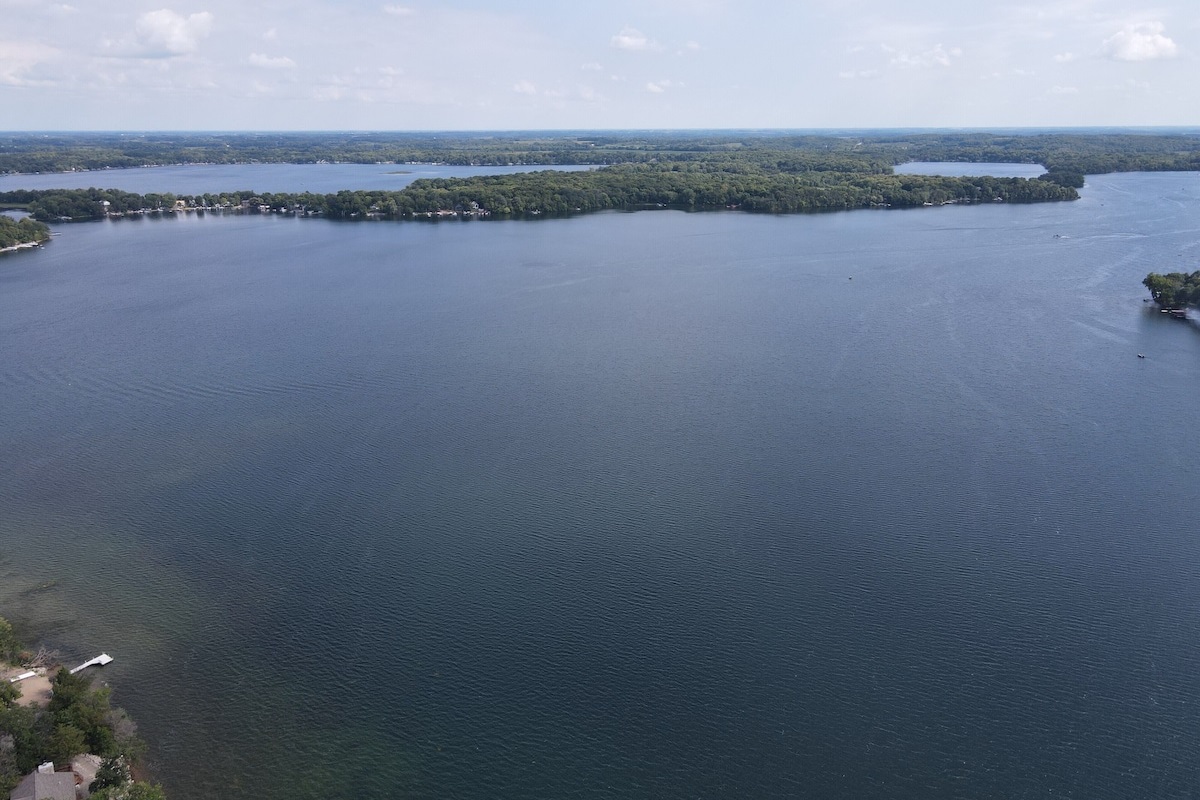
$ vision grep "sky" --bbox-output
[0,0,1196,130]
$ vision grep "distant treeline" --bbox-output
[0,167,1078,223]
[2,131,1200,176]
[0,216,49,248]
[1144,271,1200,308]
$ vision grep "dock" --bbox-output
[68,654,114,675]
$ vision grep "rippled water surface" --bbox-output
[3,171,1200,799]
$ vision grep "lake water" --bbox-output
[0,163,592,194]
[2,166,1200,800]
[895,161,1047,177]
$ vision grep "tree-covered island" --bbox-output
[1144,271,1200,311]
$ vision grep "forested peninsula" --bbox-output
[0,216,50,251]
[1,130,1199,224]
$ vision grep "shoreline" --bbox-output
[0,240,44,255]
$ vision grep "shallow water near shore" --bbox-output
[3,170,1200,799]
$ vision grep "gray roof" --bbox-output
[9,771,76,800]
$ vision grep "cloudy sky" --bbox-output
[1,0,1195,130]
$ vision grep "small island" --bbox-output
[1143,271,1200,316]
[0,615,165,800]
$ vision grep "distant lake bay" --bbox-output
[895,161,1047,177]
[0,162,593,194]
[2,165,1200,800]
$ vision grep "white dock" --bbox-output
[8,671,37,683]
[68,654,114,675]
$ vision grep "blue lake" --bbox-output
[895,161,1046,177]
[2,167,1200,799]
[0,162,592,194]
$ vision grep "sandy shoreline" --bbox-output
[2,664,52,708]
[0,240,44,255]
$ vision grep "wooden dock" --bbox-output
[68,654,114,675]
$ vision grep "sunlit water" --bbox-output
[2,166,1200,799]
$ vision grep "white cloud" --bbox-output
[885,43,962,69]
[838,69,879,80]
[580,62,604,71]
[383,5,415,16]
[611,26,660,52]
[0,40,59,86]
[248,53,296,69]
[263,28,278,41]
[133,9,214,57]
[645,79,675,93]
[513,79,537,95]
[312,85,345,102]
[1103,22,1178,61]
[1049,85,1079,94]
[1053,52,1077,63]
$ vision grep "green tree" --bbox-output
[90,781,167,800]
[0,616,18,662]
[0,681,19,708]
[45,723,87,765]
[90,757,131,793]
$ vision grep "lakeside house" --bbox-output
[9,764,74,800]
[7,756,102,800]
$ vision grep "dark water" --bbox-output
[3,171,1200,799]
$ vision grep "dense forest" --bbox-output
[0,167,1078,223]
[0,216,49,248]
[3,130,1199,232]
[2,131,1200,176]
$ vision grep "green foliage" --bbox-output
[90,780,167,800]
[15,131,1200,224]
[90,757,131,793]
[0,702,42,792]
[1,167,1079,225]
[0,665,147,794]
[0,681,19,708]
[0,216,49,248]
[45,723,87,766]
[0,617,18,662]
[48,669,124,757]
[2,131,1200,176]
[1038,171,1085,188]
[1144,271,1200,308]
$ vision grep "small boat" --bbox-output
[1137,353,1145,358]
